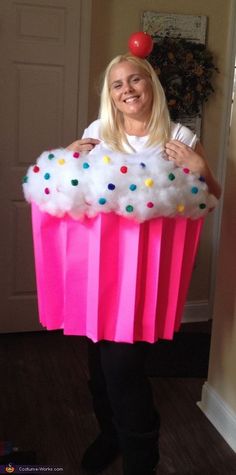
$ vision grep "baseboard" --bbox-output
[197,382,236,453]
[183,300,210,323]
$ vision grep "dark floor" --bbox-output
[0,324,236,475]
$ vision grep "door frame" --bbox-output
[77,0,92,137]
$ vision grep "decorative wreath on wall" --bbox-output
[148,37,219,120]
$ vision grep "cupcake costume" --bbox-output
[23,121,218,342]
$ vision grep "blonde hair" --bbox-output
[98,53,171,153]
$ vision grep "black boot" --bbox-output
[81,428,120,473]
[118,418,160,475]
[81,380,120,473]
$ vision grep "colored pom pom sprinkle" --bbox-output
[177,204,185,213]
[23,145,214,221]
[144,178,154,187]
[57,159,65,165]
[103,156,111,164]
[98,197,107,205]
[71,179,79,186]
[126,205,134,213]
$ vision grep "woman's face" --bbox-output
[109,61,153,122]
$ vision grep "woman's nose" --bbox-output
[123,81,134,93]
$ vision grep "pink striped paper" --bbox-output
[31,204,203,343]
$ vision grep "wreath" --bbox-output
[148,36,219,120]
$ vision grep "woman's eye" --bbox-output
[132,77,140,83]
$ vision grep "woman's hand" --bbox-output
[165,140,221,199]
[165,140,206,175]
[67,138,100,153]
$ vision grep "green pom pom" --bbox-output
[168,173,175,181]
[98,197,106,205]
[71,179,79,186]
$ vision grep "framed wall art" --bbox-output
[142,12,209,136]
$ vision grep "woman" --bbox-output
[68,54,221,475]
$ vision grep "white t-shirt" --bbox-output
[82,119,198,152]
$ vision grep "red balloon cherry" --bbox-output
[128,32,153,58]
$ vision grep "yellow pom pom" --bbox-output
[57,158,66,165]
[177,204,185,213]
[103,155,111,164]
[144,178,154,187]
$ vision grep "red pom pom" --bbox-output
[128,32,153,58]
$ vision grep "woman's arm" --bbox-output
[67,138,100,153]
[165,139,222,199]
[67,119,101,152]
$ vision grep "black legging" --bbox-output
[87,339,158,434]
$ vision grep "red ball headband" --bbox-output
[128,32,153,58]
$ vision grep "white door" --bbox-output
[0,0,91,332]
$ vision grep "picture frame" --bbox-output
[142,12,208,136]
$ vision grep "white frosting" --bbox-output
[23,143,218,222]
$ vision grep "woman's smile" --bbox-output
[124,96,139,103]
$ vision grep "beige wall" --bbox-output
[88,0,232,304]
[207,78,236,411]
